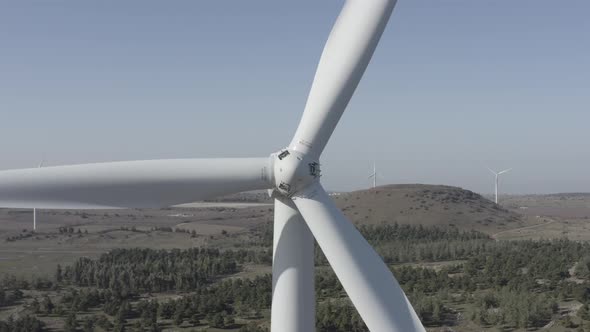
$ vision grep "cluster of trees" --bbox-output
[0,275,53,308]
[470,290,558,328]
[576,256,590,278]
[5,229,35,242]
[0,315,45,332]
[463,239,587,287]
[410,292,446,326]
[58,313,113,332]
[151,226,174,232]
[33,276,271,331]
[150,275,270,328]
[61,248,271,293]
[50,288,130,316]
[0,288,23,307]
[316,268,448,327]
[9,223,590,330]
[254,221,498,265]
[1,274,53,290]
[358,223,490,243]
[56,226,590,324]
[126,226,199,238]
[140,276,261,329]
[312,233,590,329]
[360,224,492,264]
[316,301,366,332]
[58,226,84,234]
[29,295,55,315]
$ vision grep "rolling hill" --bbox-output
[331,184,525,233]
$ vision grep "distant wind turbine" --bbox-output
[487,167,512,204]
[33,159,44,231]
[368,162,389,189]
[369,162,378,188]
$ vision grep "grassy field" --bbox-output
[0,203,272,278]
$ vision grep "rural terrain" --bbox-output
[1,185,590,331]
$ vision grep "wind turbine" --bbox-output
[487,167,512,204]
[0,1,424,331]
[33,159,44,231]
[369,162,378,188]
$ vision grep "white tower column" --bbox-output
[271,197,315,332]
[495,175,499,204]
[373,163,377,188]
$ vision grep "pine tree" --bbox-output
[30,297,40,314]
[83,316,95,332]
[173,307,184,326]
[113,305,127,332]
[224,315,235,328]
[189,314,200,327]
[56,264,63,283]
[64,312,78,332]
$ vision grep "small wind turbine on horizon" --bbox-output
[487,167,512,204]
[33,159,44,231]
[369,162,378,188]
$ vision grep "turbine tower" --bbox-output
[487,167,512,204]
[369,162,378,188]
[33,159,44,231]
[0,1,425,331]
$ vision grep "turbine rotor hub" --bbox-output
[271,149,320,197]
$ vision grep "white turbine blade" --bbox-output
[486,166,497,175]
[498,168,512,175]
[289,0,397,158]
[0,158,271,209]
[292,183,425,332]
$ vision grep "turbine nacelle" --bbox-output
[271,149,320,197]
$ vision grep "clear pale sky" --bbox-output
[0,1,588,194]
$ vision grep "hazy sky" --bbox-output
[1,1,588,194]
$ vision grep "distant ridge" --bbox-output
[511,192,590,197]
